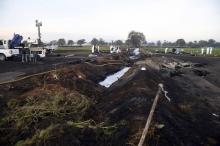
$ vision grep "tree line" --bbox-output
[50,31,220,48]
[155,39,220,48]
[51,38,124,47]
[51,39,86,46]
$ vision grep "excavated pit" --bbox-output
[0,55,220,146]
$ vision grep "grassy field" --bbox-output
[54,46,91,53]
[54,45,109,54]
[145,47,220,56]
[54,45,220,56]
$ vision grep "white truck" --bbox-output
[0,40,14,61]
[0,38,46,61]
[29,46,46,58]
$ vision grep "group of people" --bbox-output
[201,47,213,55]
[91,45,100,53]
[21,48,38,63]
[164,47,214,55]
[110,45,121,54]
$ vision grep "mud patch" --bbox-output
[193,69,210,76]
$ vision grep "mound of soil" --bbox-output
[0,55,220,146]
[101,57,220,146]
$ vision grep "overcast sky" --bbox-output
[0,0,220,42]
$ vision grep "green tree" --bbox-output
[91,38,99,46]
[115,40,123,46]
[57,38,66,46]
[176,39,186,47]
[193,41,199,48]
[125,39,131,47]
[148,42,156,47]
[208,39,216,47]
[50,40,57,45]
[67,40,74,46]
[77,39,86,46]
[215,42,220,47]
[156,40,161,47]
[98,38,106,45]
[127,31,146,47]
[162,40,168,47]
[187,41,194,48]
[198,40,208,47]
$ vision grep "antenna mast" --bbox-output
[35,20,42,44]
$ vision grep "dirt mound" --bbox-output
[0,58,128,146]
[0,55,220,146]
[43,62,125,100]
[98,56,220,146]
[0,83,129,146]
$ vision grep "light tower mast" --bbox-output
[35,20,42,44]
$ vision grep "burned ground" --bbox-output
[0,54,220,146]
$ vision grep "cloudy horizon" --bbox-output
[0,0,220,42]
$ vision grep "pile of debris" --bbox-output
[0,55,220,146]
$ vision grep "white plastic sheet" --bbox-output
[99,67,130,88]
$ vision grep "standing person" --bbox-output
[21,47,26,62]
[22,47,30,63]
[210,47,213,55]
[33,52,37,63]
[29,52,34,63]
[165,48,168,54]
[97,46,100,53]
[201,48,204,55]
[206,47,210,55]
[92,45,95,53]
[21,48,24,62]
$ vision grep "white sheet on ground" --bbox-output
[141,67,146,71]
[99,67,130,88]
[88,54,97,58]
[133,48,140,55]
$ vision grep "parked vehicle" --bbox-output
[0,34,47,61]
[0,40,14,61]
[0,34,23,61]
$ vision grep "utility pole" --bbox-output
[35,20,42,44]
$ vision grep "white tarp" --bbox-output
[133,48,140,55]
[129,48,140,60]
[141,67,146,71]
[88,54,97,58]
[99,67,130,88]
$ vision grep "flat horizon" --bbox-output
[0,0,220,42]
